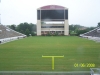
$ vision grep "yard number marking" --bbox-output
[42,55,64,70]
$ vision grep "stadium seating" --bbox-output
[80,27,100,42]
[0,24,26,44]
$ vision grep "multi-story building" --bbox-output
[37,5,69,35]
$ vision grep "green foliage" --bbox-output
[76,29,89,36]
[69,24,96,36]
[46,32,51,36]
[31,31,36,36]
[25,28,30,36]
[45,32,59,36]
[8,23,98,36]
[54,32,59,36]
[9,24,16,30]
[69,24,85,35]
[9,22,36,36]
[97,22,100,27]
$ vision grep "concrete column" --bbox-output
[64,20,69,35]
[37,20,41,35]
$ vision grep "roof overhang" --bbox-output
[37,5,68,10]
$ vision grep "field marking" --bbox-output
[42,55,64,70]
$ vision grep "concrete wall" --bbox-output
[37,20,41,35]
[64,20,69,35]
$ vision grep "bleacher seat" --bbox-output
[0,24,26,44]
[83,27,100,37]
[80,27,100,42]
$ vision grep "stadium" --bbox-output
[0,5,100,75]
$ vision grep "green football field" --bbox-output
[0,36,100,71]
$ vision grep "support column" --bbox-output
[64,20,69,35]
[37,20,41,35]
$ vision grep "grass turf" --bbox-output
[0,36,100,71]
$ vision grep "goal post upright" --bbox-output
[42,55,64,70]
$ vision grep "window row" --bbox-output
[41,26,64,28]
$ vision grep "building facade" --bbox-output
[37,5,69,35]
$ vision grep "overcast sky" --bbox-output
[0,0,100,27]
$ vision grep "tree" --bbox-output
[97,22,100,27]
[69,24,96,36]
[25,29,30,36]
[9,24,16,30]
[13,22,36,36]
[76,29,89,36]
[69,24,83,35]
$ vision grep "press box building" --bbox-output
[37,5,69,35]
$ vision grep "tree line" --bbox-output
[8,22,100,36]
[69,24,95,36]
[8,22,36,36]
[69,22,100,36]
